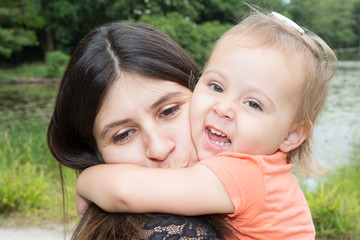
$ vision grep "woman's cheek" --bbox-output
[101,145,143,165]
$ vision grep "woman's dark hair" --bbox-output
[47,23,232,239]
[47,22,200,171]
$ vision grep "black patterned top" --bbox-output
[142,214,225,240]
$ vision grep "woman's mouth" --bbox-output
[206,127,231,147]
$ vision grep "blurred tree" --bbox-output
[0,0,42,58]
[194,0,287,23]
[134,12,231,66]
[288,0,359,48]
[106,0,200,21]
[40,0,78,53]
[1,0,360,61]
[352,1,360,50]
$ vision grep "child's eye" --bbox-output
[246,100,263,111]
[159,105,180,118]
[113,129,136,143]
[209,83,224,93]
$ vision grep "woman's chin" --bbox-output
[162,159,191,169]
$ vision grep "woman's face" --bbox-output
[93,72,198,168]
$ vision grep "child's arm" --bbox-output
[76,163,234,216]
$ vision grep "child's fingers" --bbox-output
[76,192,91,218]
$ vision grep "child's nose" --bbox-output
[212,101,235,120]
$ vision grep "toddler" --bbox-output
[77,10,337,239]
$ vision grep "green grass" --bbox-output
[0,118,78,226]
[304,145,360,239]
[0,51,69,83]
[0,63,48,83]
[0,84,78,226]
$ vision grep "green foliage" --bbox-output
[305,146,360,239]
[41,0,81,48]
[0,105,54,169]
[288,0,359,48]
[134,13,231,66]
[0,85,77,223]
[0,0,44,28]
[195,0,286,23]
[0,161,51,214]
[1,0,360,61]
[0,1,43,58]
[45,51,69,78]
[0,107,51,215]
[197,21,233,62]
[0,63,48,83]
[0,28,38,58]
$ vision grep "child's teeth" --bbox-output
[210,128,225,136]
[211,140,230,146]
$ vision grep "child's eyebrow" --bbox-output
[202,69,225,78]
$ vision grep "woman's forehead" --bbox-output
[97,74,191,118]
[109,73,190,98]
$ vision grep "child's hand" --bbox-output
[76,192,91,218]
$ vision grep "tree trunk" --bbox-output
[43,30,54,53]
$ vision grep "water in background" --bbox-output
[0,84,56,124]
[312,61,360,169]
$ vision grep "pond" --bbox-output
[312,61,360,169]
[0,61,359,173]
[0,84,57,127]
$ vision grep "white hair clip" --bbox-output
[271,12,305,34]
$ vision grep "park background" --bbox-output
[0,0,359,239]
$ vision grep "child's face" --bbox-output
[190,39,306,160]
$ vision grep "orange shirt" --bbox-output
[200,151,315,240]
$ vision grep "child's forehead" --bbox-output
[213,32,307,67]
[216,32,276,51]
[213,34,279,60]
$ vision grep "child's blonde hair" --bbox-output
[210,9,338,176]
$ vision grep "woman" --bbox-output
[47,23,232,239]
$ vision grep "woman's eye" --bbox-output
[113,129,135,143]
[209,83,224,93]
[160,105,180,118]
[246,100,263,111]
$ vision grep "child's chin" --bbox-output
[197,150,217,161]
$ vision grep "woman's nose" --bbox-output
[212,100,235,120]
[144,127,175,161]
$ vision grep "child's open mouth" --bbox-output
[206,127,231,147]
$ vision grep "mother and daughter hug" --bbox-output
[48,8,337,240]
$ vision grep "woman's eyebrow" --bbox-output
[99,91,185,140]
[100,119,131,140]
[150,91,185,110]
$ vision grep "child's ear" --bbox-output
[279,120,313,153]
